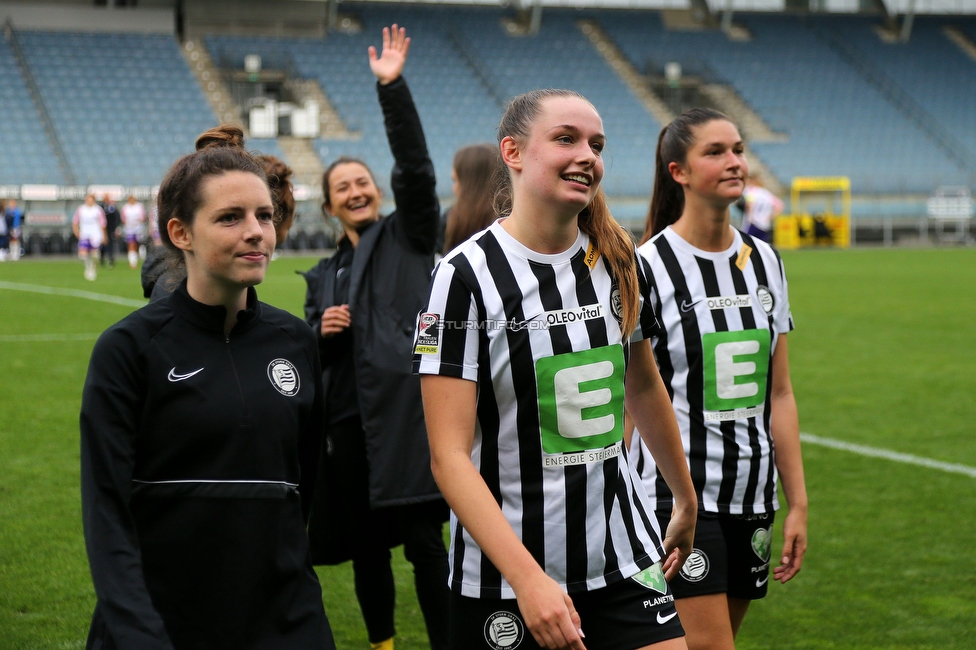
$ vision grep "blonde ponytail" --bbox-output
[579,188,640,338]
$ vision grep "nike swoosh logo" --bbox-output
[657,611,678,624]
[679,299,700,313]
[756,575,769,587]
[168,367,204,382]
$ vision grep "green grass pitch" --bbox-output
[1,248,973,649]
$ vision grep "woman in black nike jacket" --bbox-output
[80,126,335,649]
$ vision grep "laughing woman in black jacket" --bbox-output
[302,25,448,650]
[81,126,335,649]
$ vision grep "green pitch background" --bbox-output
[1,248,973,649]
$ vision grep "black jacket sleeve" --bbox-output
[302,265,324,331]
[301,260,347,370]
[377,76,440,256]
[297,326,326,524]
[80,326,175,649]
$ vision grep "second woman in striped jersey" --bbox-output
[416,89,698,650]
[631,108,808,650]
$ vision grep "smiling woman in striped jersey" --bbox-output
[415,89,698,650]
[631,108,808,650]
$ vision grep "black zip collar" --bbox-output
[170,278,262,337]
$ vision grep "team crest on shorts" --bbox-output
[755,285,774,314]
[484,611,525,649]
[267,358,300,396]
[680,549,710,583]
[631,562,668,594]
[752,527,772,561]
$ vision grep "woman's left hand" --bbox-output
[661,501,696,581]
[773,505,807,583]
[368,24,410,85]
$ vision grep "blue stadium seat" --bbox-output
[18,30,216,185]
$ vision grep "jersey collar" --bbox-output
[171,279,262,337]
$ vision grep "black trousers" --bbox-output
[352,501,449,649]
[318,415,449,649]
[100,233,116,265]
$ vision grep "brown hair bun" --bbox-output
[195,125,246,152]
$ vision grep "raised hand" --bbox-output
[368,24,410,85]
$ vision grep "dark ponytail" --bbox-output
[256,154,296,242]
[445,143,503,253]
[641,108,733,244]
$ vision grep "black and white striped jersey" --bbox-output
[413,220,666,599]
[630,226,794,516]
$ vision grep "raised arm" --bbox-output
[369,25,439,255]
[80,328,175,649]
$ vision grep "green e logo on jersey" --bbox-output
[536,345,625,454]
[702,329,770,411]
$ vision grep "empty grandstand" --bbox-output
[0,0,974,251]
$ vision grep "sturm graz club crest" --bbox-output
[752,526,772,561]
[755,285,774,314]
[610,278,623,326]
[679,548,710,583]
[267,358,300,396]
[484,611,525,649]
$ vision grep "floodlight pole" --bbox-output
[529,2,542,35]
[721,0,734,34]
[326,0,338,33]
[900,0,916,42]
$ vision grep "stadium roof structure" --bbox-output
[314,0,976,13]
[2,0,975,214]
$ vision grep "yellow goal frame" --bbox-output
[774,176,851,249]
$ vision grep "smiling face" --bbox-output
[325,162,381,234]
[670,119,748,206]
[171,171,275,296]
[507,95,605,216]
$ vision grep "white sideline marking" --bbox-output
[801,433,976,478]
[0,281,146,308]
[0,333,100,342]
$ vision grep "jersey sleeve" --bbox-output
[412,259,480,382]
[631,249,663,343]
[80,325,176,648]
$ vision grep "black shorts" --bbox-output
[658,510,775,601]
[449,564,684,650]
